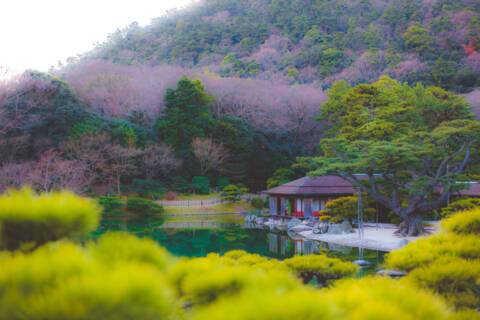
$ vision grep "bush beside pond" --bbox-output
[283,255,359,285]
[99,196,164,217]
[126,197,164,216]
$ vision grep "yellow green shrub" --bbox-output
[322,277,451,320]
[168,255,300,307]
[0,242,92,307]
[404,258,480,310]
[27,265,175,320]
[221,250,286,270]
[184,266,299,306]
[0,188,101,250]
[451,309,480,320]
[385,209,480,312]
[283,254,358,284]
[324,195,376,223]
[192,277,451,320]
[385,233,480,271]
[440,198,480,218]
[441,208,480,235]
[88,232,173,270]
[0,235,177,320]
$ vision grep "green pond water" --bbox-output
[93,213,385,274]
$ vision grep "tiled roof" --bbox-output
[264,176,480,197]
[264,176,357,196]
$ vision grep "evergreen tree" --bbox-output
[156,77,214,157]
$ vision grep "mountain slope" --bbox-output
[86,0,480,92]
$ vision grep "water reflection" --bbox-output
[93,215,384,273]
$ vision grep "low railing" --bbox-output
[158,194,260,207]
[157,198,223,207]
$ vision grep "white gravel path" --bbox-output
[297,223,438,252]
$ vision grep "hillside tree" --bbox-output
[302,76,480,236]
[156,77,214,157]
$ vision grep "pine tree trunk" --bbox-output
[395,213,425,237]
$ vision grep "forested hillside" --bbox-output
[86,0,480,92]
[2,0,480,194]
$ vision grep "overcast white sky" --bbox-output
[0,0,193,73]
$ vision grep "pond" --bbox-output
[93,213,385,275]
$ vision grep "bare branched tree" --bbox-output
[30,149,91,193]
[191,137,229,175]
[142,144,181,179]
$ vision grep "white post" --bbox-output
[357,189,364,240]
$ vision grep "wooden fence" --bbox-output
[157,194,262,207]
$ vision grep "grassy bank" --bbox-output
[163,201,254,215]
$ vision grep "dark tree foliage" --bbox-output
[156,77,214,157]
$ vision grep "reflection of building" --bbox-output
[265,175,480,219]
[267,232,321,256]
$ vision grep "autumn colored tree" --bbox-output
[0,162,34,192]
[191,137,229,175]
[62,133,114,185]
[108,145,142,195]
[303,76,480,236]
[29,149,91,193]
[142,144,181,179]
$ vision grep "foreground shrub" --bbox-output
[440,198,480,218]
[385,233,480,271]
[126,197,164,216]
[192,277,451,320]
[405,257,480,310]
[452,309,480,320]
[28,265,174,320]
[0,188,101,250]
[0,236,177,320]
[442,208,480,235]
[88,232,173,269]
[385,209,480,311]
[168,256,299,307]
[283,255,358,284]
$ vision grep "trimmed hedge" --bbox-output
[283,255,358,284]
[126,197,164,216]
